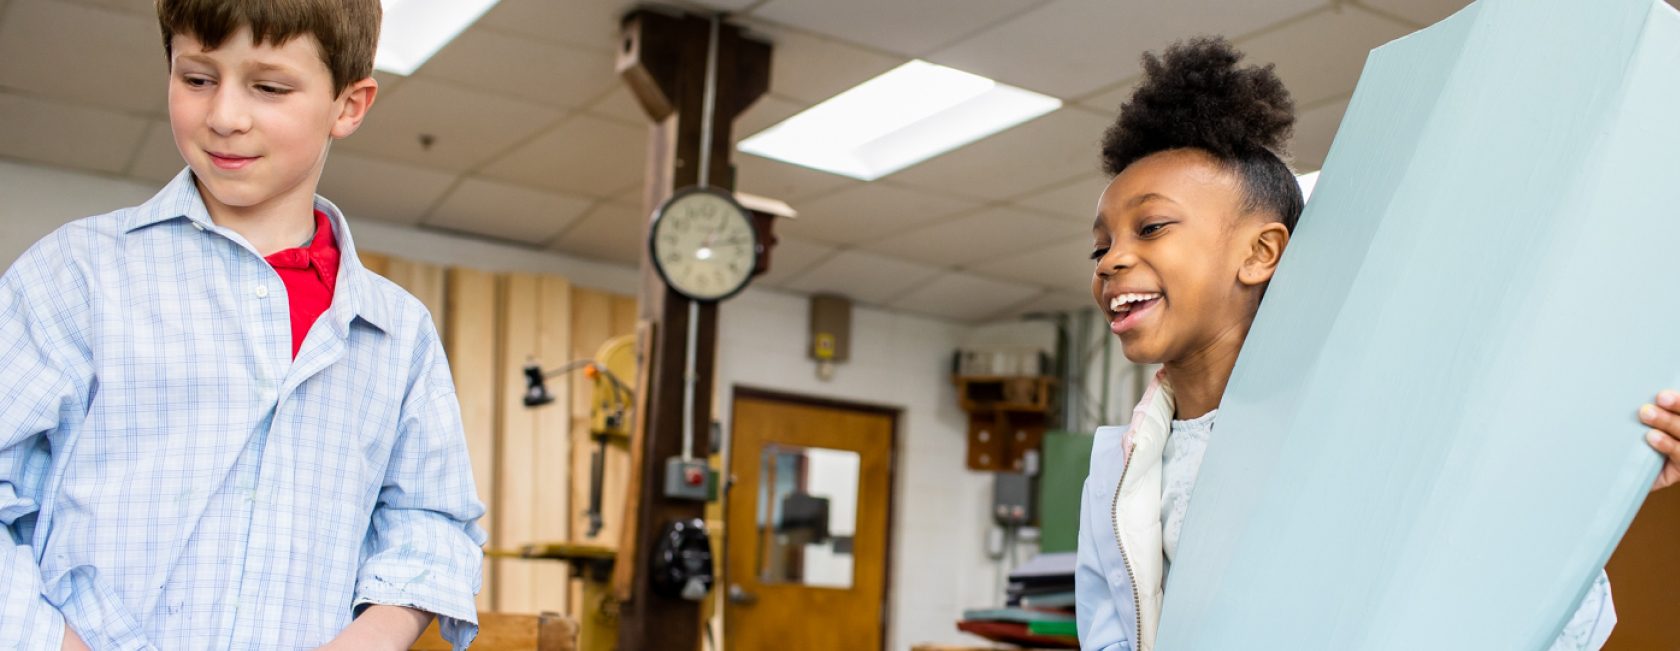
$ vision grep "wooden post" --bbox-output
[613,8,770,651]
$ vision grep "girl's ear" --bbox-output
[1238,221,1290,287]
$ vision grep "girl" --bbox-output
[1070,37,1680,651]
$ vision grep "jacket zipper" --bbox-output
[1111,442,1144,649]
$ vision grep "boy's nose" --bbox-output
[205,88,253,136]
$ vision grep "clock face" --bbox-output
[650,188,759,301]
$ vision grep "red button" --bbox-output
[685,468,704,486]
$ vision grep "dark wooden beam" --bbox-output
[613,8,771,651]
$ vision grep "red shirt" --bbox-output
[265,210,340,359]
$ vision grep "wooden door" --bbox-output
[725,393,895,651]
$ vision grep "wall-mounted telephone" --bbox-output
[651,518,713,601]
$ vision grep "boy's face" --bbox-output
[167,27,372,219]
[1090,149,1269,366]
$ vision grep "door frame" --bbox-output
[726,386,902,651]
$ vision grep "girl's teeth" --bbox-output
[1110,292,1162,313]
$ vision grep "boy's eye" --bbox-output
[256,84,291,95]
[181,75,213,88]
[1139,222,1168,237]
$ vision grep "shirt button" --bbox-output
[255,285,269,299]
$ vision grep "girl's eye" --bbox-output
[1139,222,1168,237]
[1089,246,1110,261]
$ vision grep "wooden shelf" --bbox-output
[953,376,1056,472]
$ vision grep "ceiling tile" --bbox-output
[414,28,617,109]
[476,0,630,53]
[1003,289,1095,317]
[57,0,152,17]
[479,113,643,198]
[775,182,980,245]
[733,153,857,204]
[927,0,1323,99]
[684,0,762,11]
[1358,0,1470,27]
[969,235,1095,291]
[1074,76,1138,115]
[339,78,564,172]
[319,153,459,226]
[886,108,1109,202]
[1241,7,1416,108]
[127,120,183,183]
[1292,97,1350,172]
[782,248,944,305]
[887,272,1042,322]
[757,235,837,287]
[736,94,806,141]
[426,177,594,243]
[547,200,643,266]
[0,90,147,173]
[0,0,165,115]
[1011,174,1110,223]
[741,21,907,103]
[860,206,1077,268]
[586,86,647,126]
[749,0,1042,58]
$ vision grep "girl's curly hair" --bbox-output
[1101,37,1305,231]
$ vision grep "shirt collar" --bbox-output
[127,167,393,335]
[314,193,393,335]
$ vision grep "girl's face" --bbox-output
[1090,148,1282,365]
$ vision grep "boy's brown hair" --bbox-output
[156,0,382,96]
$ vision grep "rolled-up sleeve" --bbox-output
[353,328,488,651]
[1545,569,1616,651]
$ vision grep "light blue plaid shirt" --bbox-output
[0,169,487,650]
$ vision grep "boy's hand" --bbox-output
[315,605,433,651]
[1641,389,1680,492]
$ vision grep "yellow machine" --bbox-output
[505,335,636,651]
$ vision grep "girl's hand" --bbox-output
[1640,390,1680,492]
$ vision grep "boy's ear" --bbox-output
[330,77,379,140]
[1238,221,1290,287]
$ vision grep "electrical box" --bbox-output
[809,294,851,363]
[664,457,713,501]
[992,472,1035,527]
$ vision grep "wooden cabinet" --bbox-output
[954,376,1055,472]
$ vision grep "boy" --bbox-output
[0,1,486,649]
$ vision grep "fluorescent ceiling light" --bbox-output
[1297,170,1321,202]
[374,0,503,76]
[738,60,1062,181]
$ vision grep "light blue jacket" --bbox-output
[1076,423,1145,651]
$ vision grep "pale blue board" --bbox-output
[1156,0,1680,648]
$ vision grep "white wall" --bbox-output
[716,289,1010,650]
[0,158,1079,650]
[0,161,156,265]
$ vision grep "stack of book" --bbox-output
[956,552,1077,649]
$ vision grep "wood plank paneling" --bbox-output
[497,274,541,613]
[384,257,447,335]
[498,273,574,614]
[445,267,501,612]
[532,275,574,611]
